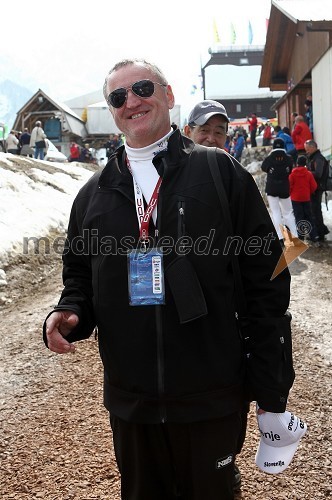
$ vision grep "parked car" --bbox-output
[44,139,67,162]
[255,132,264,147]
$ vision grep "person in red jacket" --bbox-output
[262,122,273,146]
[69,142,80,162]
[291,115,312,155]
[289,155,318,242]
[247,112,258,147]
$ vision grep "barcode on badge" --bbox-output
[152,256,162,294]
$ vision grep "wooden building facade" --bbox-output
[259,0,332,159]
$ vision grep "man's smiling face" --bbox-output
[106,62,175,148]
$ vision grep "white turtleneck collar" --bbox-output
[125,129,173,162]
[124,129,173,225]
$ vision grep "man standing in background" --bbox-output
[291,115,312,156]
[5,130,19,154]
[20,128,33,156]
[247,112,258,147]
[30,120,47,160]
[183,99,229,150]
[304,139,330,241]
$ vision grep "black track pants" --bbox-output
[110,412,242,500]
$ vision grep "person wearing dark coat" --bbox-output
[304,140,330,241]
[261,138,298,243]
[105,133,122,158]
[43,59,295,500]
[78,143,92,163]
[19,128,33,156]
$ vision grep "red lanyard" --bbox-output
[126,157,162,240]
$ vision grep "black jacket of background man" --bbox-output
[43,130,294,424]
[261,148,293,198]
[307,149,329,191]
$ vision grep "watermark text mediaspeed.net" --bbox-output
[22,224,309,280]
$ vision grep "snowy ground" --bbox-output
[0,153,96,272]
[1,151,331,266]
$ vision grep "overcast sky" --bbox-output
[1,0,271,113]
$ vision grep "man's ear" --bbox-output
[183,125,192,138]
[166,85,175,110]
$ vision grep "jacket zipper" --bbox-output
[155,305,166,422]
[155,159,167,423]
[178,200,186,240]
[155,200,186,422]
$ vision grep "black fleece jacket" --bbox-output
[44,130,294,423]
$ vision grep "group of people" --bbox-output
[261,137,329,245]
[182,102,329,247]
[247,113,273,147]
[245,109,314,156]
[5,128,33,156]
[68,142,95,163]
[69,135,124,163]
[105,133,123,159]
[43,59,305,500]
[260,99,328,246]
[5,121,47,159]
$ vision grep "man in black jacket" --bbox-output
[304,139,330,241]
[44,59,294,500]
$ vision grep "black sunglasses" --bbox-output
[107,79,167,108]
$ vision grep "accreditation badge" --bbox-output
[127,248,165,306]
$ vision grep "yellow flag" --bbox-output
[213,18,220,43]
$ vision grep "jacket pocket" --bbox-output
[165,256,208,324]
[165,200,208,324]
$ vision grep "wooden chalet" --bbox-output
[12,89,88,157]
[260,0,332,159]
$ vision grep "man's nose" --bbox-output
[206,133,216,143]
[126,89,142,107]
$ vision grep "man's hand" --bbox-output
[46,311,79,354]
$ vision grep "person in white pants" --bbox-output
[266,195,298,240]
[261,138,298,243]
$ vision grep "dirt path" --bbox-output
[0,243,331,499]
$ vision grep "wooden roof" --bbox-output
[12,89,87,137]
[260,4,298,89]
[259,1,332,90]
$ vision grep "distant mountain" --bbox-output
[0,80,34,131]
